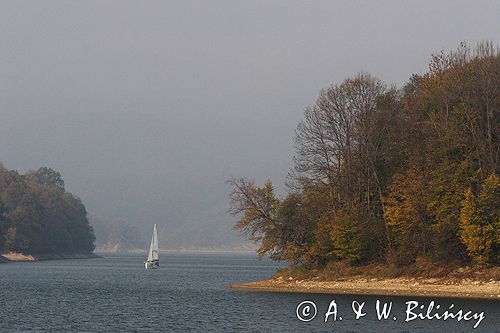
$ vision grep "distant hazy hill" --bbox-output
[90,216,145,253]
[91,215,253,253]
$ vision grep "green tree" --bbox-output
[328,210,362,263]
[0,165,95,254]
[0,202,7,252]
[26,167,65,192]
[460,174,499,264]
[384,167,434,264]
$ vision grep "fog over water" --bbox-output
[1,1,499,248]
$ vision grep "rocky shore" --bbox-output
[230,276,500,300]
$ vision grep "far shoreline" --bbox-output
[95,249,256,255]
[229,277,500,300]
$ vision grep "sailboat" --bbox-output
[144,224,159,269]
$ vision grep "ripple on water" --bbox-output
[0,254,497,332]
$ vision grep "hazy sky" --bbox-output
[1,1,500,247]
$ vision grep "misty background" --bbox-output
[1,1,499,250]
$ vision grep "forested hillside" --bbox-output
[229,43,499,270]
[0,166,95,254]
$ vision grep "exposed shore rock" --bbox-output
[229,277,500,300]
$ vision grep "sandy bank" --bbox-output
[0,252,100,262]
[0,255,10,263]
[230,277,500,300]
[1,252,36,261]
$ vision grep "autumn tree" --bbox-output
[392,41,500,263]
[228,178,329,267]
[230,42,499,271]
[293,73,394,262]
[228,178,279,258]
[460,174,499,264]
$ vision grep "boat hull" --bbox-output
[144,260,159,269]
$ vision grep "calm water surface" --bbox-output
[0,253,498,332]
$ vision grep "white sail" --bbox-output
[152,224,159,260]
[145,224,159,268]
[147,232,154,262]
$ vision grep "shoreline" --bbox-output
[229,277,500,300]
[0,252,101,263]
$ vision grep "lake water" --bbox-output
[0,253,497,332]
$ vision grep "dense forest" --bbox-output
[0,166,95,254]
[229,43,499,271]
